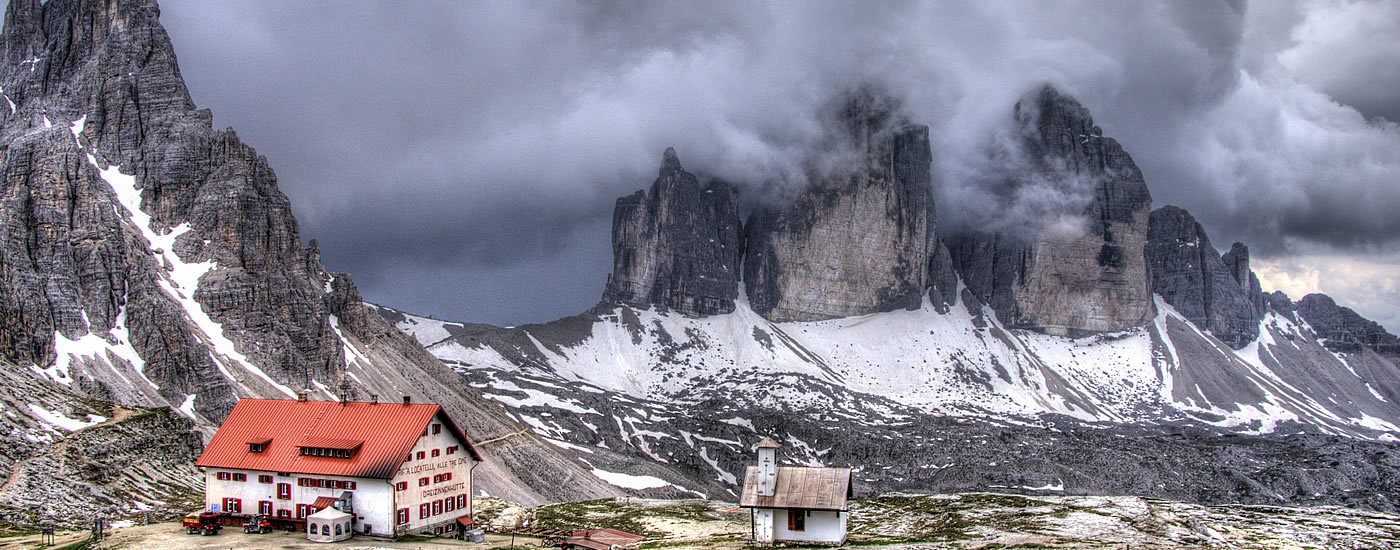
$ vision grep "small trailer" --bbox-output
[182,512,224,535]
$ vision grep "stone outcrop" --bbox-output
[602,148,742,316]
[742,88,937,322]
[950,85,1153,335]
[1295,293,1400,358]
[0,0,355,417]
[1144,206,1263,348]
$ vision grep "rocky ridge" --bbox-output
[382,85,1400,512]
[1145,206,1265,348]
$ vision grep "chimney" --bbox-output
[369,394,378,405]
[297,391,308,402]
[402,396,411,406]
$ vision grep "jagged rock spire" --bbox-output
[602,148,742,316]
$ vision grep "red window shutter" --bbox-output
[232,473,246,482]
[432,449,440,457]
[447,446,457,455]
[417,451,425,460]
[433,500,442,515]
[445,497,455,513]
[397,508,408,524]
[419,477,428,487]
[260,501,272,515]
[457,495,466,509]
[278,483,291,499]
[419,503,429,519]
[433,424,441,434]
[348,481,356,490]
[277,509,290,518]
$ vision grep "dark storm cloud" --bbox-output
[156,0,1400,329]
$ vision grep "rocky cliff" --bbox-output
[1145,206,1264,348]
[1294,293,1400,358]
[741,89,936,322]
[602,148,742,316]
[0,0,618,522]
[951,85,1154,335]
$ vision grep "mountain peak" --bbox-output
[660,146,683,175]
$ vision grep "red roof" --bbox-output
[311,496,338,511]
[564,528,645,550]
[195,399,483,479]
[455,515,474,526]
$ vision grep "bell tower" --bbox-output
[755,436,780,496]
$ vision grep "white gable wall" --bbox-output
[388,415,479,536]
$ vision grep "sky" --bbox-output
[147,0,1400,332]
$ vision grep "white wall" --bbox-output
[388,417,479,536]
[771,509,846,544]
[203,468,393,537]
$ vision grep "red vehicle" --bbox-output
[243,514,273,534]
[182,512,223,535]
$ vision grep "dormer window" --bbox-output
[247,438,272,453]
[297,437,363,459]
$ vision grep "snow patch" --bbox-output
[28,403,105,431]
[589,468,672,490]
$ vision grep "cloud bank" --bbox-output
[154,0,1400,330]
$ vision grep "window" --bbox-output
[416,451,425,460]
[364,524,372,534]
[278,482,291,499]
[446,497,456,513]
[322,524,330,536]
[347,481,356,490]
[396,508,409,525]
[433,424,441,435]
[419,477,429,487]
[259,474,273,484]
[423,426,429,437]
[419,503,430,519]
[232,473,246,482]
[216,472,230,481]
[432,449,440,457]
[433,474,441,483]
[223,498,242,513]
[248,443,266,452]
[395,481,407,491]
[432,500,442,515]
[788,509,805,532]
[456,495,466,509]
[335,480,345,489]
[308,522,316,534]
[277,509,290,518]
[445,472,452,481]
[297,504,310,518]
[335,524,342,536]
[259,500,273,515]
[447,446,458,455]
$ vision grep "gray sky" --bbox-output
[152,0,1400,332]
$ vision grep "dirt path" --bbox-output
[0,404,138,495]
[472,428,529,447]
[85,522,538,549]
